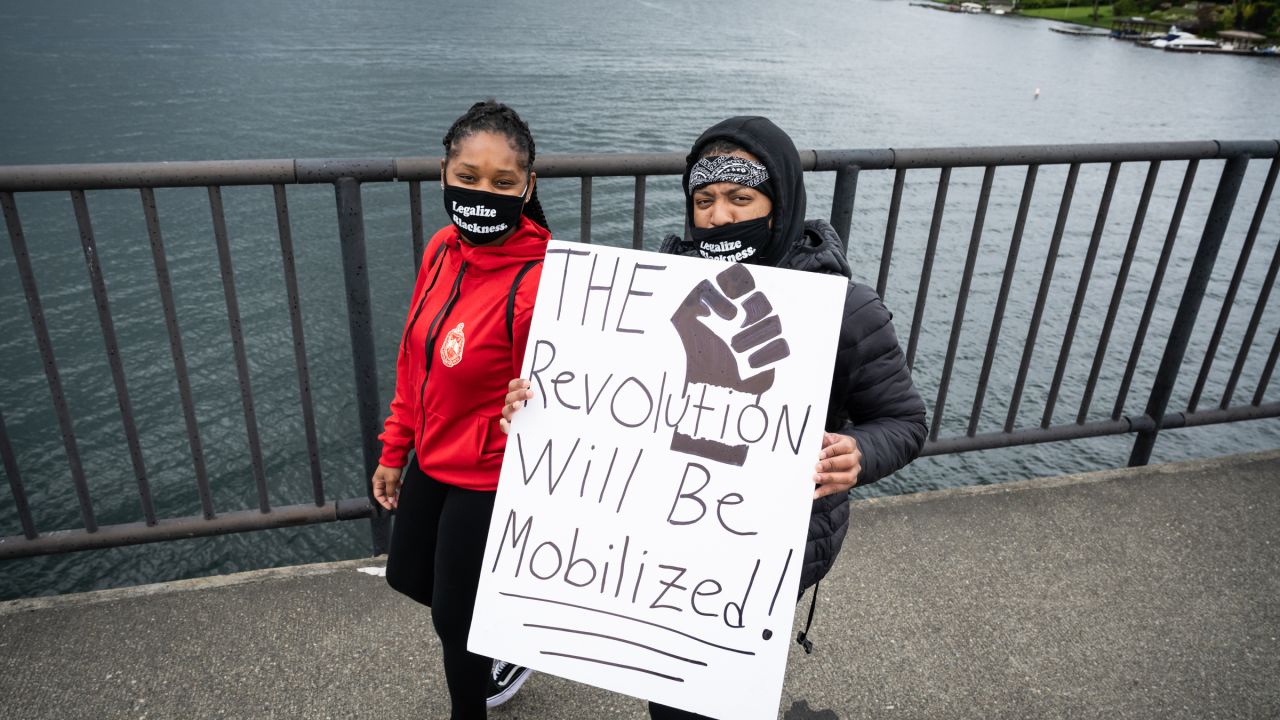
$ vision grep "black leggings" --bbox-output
[386,458,495,720]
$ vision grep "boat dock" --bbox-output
[3,449,1277,719]
[909,4,1279,55]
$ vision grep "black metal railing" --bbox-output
[1,139,1277,559]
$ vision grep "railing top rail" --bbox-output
[1,140,1276,192]
[0,159,298,193]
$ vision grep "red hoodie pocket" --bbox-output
[418,410,506,470]
[479,415,507,458]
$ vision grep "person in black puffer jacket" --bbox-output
[647,116,927,720]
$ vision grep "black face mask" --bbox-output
[442,181,528,245]
[690,216,772,264]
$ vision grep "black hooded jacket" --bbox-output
[662,116,927,591]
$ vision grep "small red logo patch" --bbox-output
[441,322,465,367]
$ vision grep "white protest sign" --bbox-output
[470,239,846,720]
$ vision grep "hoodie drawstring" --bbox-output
[796,581,819,654]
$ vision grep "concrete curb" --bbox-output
[0,556,386,616]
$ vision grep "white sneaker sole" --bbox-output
[486,668,532,709]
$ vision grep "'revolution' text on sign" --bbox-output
[469,239,847,720]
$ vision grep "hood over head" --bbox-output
[683,116,806,266]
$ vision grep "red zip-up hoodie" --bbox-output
[378,216,549,490]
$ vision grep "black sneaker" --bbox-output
[486,660,532,709]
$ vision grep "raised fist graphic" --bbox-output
[669,264,791,465]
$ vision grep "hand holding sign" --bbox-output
[499,378,534,435]
[813,432,862,499]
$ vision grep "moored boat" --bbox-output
[1147,26,1220,49]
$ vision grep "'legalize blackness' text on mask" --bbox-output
[691,216,771,264]
[442,182,528,245]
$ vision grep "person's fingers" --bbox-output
[816,452,857,474]
[501,398,525,421]
[372,465,403,511]
[812,465,857,486]
[819,433,855,459]
[503,386,533,407]
[813,433,862,498]
[813,476,856,499]
[372,481,391,511]
[501,383,535,430]
[507,378,529,392]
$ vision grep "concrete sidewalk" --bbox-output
[2,450,1278,719]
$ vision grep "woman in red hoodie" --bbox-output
[372,100,550,720]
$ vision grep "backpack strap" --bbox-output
[427,238,448,268]
[399,240,452,358]
[507,259,543,343]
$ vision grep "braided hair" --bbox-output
[442,100,550,232]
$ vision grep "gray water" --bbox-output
[1,0,1278,600]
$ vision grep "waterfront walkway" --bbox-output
[2,450,1277,719]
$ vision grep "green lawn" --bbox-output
[1020,5,1117,29]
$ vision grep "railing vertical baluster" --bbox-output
[632,175,646,250]
[141,187,214,520]
[1043,162,1121,428]
[1,407,38,539]
[334,177,389,554]
[1113,160,1199,420]
[931,166,994,441]
[906,167,950,371]
[1253,326,1280,406]
[1188,155,1279,412]
[877,169,905,300]
[209,186,269,513]
[1006,163,1080,432]
[829,164,860,254]
[72,189,156,525]
[969,165,1037,436]
[3,191,98,532]
[274,184,324,507]
[1223,233,1280,409]
[1077,162,1159,424]
[1130,154,1251,466]
[580,176,592,244]
[409,180,425,268]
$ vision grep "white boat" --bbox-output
[1168,35,1220,49]
[1050,25,1110,37]
[1147,26,1220,49]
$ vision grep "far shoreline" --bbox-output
[911,1,1280,49]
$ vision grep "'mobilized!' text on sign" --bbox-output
[470,240,846,719]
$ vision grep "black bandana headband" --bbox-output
[687,155,770,195]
